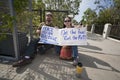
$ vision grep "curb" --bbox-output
[107,37,120,43]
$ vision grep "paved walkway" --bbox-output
[0,32,120,80]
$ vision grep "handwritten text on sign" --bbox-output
[39,26,87,45]
[40,26,59,44]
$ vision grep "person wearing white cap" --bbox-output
[36,12,53,34]
[12,12,54,67]
[46,12,52,16]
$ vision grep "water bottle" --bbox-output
[76,62,83,78]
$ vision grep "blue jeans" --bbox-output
[72,46,78,59]
[54,46,62,55]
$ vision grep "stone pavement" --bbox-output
[0,32,120,80]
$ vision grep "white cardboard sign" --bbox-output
[39,26,87,45]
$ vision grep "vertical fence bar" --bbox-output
[9,0,19,60]
[29,0,33,41]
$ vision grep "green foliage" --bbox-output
[96,8,113,25]
[32,0,45,27]
[0,0,81,40]
[43,0,81,15]
[0,0,29,40]
[0,1,13,33]
[72,19,79,25]
[32,12,40,27]
[33,0,45,9]
[0,0,29,31]
[112,0,120,24]
[41,0,82,27]
[0,14,14,33]
[81,0,120,26]
[81,8,97,25]
[94,0,120,25]
[13,0,28,14]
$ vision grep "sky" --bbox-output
[74,0,97,22]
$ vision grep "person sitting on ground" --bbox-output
[60,16,79,66]
[12,12,54,67]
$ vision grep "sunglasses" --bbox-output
[64,20,71,22]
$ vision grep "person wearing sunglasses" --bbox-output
[60,16,79,66]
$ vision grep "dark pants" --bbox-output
[55,46,62,55]
[24,38,53,57]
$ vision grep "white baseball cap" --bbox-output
[46,12,52,16]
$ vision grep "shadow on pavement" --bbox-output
[79,43,102,51]
[15,48,91,80]
[87,32,104,41]
[15,53,45,74]
[80,68,92,80]
[0,58,14,65]
[0,77,11,80]
[79,53,120,73]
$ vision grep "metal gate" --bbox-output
[94,25,104,35]
[109,25,120,40]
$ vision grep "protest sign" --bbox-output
[59,27,87,45]
[39,26,87,45]
[39,26,59,44]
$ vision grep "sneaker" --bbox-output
[73,56,79,66]
[12,58,32,67]
[73,59,78,66]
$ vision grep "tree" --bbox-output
[32,0,45,27]
[96,8,113,25]
[0,0,29,40]
[43,0,81,15]
[94,0,120,25]
[41,0,82,28]
[112,0,120,24]
[72,19,79,25]
[0,0,82,39]
[81,8,97,25]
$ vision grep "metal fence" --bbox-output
[109,25,120,40]
[87,25,104,35]
[94,25,104,35]
[87,26,92,31]
[88,24,120,40]
[0,32,28,57]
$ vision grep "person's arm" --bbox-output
[36,29,41,35]
[35,26,42,36]
[36,22,44,35]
